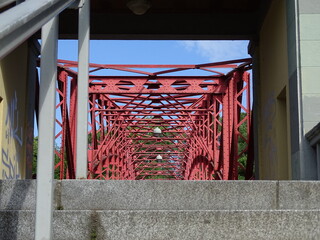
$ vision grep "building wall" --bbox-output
[256,0,291,179]
[298,1,320,133]
[256,0,320,180]
[286,0,320,179]
[0,42,31,179]
[298,0,320,180]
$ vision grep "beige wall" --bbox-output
[257,0,291,179]
[0,42,29,179]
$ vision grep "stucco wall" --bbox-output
[0,43,30,179]
[257,0,291,179]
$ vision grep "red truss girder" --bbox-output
[52,58,253,180]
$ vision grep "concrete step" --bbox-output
[1,210,320,240]
[1,180,320,210]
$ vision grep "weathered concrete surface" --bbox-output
[97,210,320,240]
[0,210,34,240]
[1,180,320,239]
[279,181,320,209]
[60,180,278,210]
[2,180,320,211]
[1,210,320,240]
[0,210,93,240]
[0,180,37,210]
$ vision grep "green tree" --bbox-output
[237,112,249,180]
[32,136,38,177]
[32,136,62,179]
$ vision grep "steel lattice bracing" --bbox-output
[52,58,253,180]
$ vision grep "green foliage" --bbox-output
[88,131,102,145]
[32,136,63,179]
[90,231,97,240]
[237,112,249,180]
[32,137,38,177]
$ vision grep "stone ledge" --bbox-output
[60,180,277,210]
[1,210,320,240]
[1,180,320,211]
[279,181,320,209]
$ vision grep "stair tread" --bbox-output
[1,210,320,240]
[2,180,320,211]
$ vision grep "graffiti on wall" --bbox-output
[1,92,23,179]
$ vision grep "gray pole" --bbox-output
[317,144,320,180]
[35,17,58,240]
[76,0,90,178]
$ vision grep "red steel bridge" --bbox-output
[50,58,253,181]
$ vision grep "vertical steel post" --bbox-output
[76,0,90,178]
[69,77,78,178]
[56,70,68,179]
[222,85,231,180]
[35,17,58,240]
[317,143,320,180]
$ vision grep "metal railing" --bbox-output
[0,0,90,239]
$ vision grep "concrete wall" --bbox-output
[286,0,320,179]
[255,0,291,179]
[297,0,320,180]
[0,41,37,179]
[298,1,320,132]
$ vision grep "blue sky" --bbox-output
[58,40,250,65]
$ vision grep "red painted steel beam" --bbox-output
[53,58,252,181]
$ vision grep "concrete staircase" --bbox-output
[1,180,320,239]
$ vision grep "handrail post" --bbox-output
[76,0,90,178]
[35,16,58,240]
[317,144,320,179]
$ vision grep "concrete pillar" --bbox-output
[286,0,320,179]
[254,0,291,180]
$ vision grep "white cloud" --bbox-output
[179,40,250,62]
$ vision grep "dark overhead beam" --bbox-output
[58,11,258,40]
[51,0,272,40]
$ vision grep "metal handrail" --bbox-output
[0,0,78,59]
